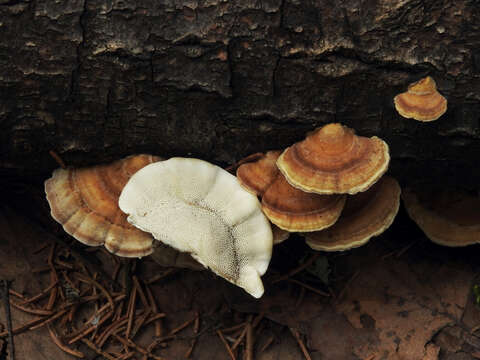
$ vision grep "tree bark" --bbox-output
[1,0,479,189]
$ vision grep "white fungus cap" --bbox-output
[119,157,273,298]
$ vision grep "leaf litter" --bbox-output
[1,184,480,360]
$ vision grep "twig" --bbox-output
[0,317,47,338]
[145,269,179,285]
[194,312,200,334]
[252,313,264,329]
[20,281,58,305]
[130,308,151,338]
[289,328,312,360]
[221,322,247,333]
[216,330,236,360]
[125,284,137,338]
[96,317,128,348]
[295,286,306,307]
[259,335,274,353]
[10,300,53,316]
[7,289,25,300]
[49,150,66,169]
[336,270,360,303]
[245,322,254,360]
[81,338,116,360]
[73,272,114,310]
[68,311,113,344]
[48,325,84,359]
[1,280,14,360]
[145,285,163,337]
[288,279,330,297]
[170,315,196,335]
[29,309,68,330]
[231,324,248,351]
[184,338,197,358]
[272,253,321,283]
[132,276,149,309]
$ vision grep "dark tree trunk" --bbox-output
[1,0,479,189]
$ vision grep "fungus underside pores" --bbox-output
[119,157,273,298]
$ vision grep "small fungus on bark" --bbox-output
[394,76,447,121]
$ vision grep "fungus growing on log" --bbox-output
[119,157,273,298]
[394,76,447,121]
[236,150,281,196]
[44,154,161,257]
[261,174,346,232]
[402,187,480,247]
[305,176,401,251]
[277,123,390,195]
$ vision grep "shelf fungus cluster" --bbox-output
[237,123,401,251]
[45,155,273,298]
[403,188,480,247]
[394,76,447,122]
[45,154,162,258]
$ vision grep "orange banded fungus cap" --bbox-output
[261,174,346,232]
[277,123,390,195]
[305,176,401,251]
[236,150,281,196]
[45,154,162,257]
[402,188,480,247]
[394,76,447,122]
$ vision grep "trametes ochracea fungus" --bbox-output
[119,157,273,298]
[277,123,390,195]
[237,123,399,251]
[394,76,447,122]
[45,154,161,257]
[236,149,346,239]
[402,188,480,246]
[305,176,401,251]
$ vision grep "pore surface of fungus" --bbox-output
[277,123,390,195]
[305,176,401,251]
[118,157,273,298]
[236,150,281,196]
[402,188,480,246]
[45,154,162,257]
[394,76,447,121]
[261,174,346,232]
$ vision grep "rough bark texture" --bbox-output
[0,0,479,189]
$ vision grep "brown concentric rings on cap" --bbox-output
[277,123,390,195]
[236,150,281,196]
[44,154,161,257]
[261,173,346,232]
[305,176,401,251]
[394,76,447,122]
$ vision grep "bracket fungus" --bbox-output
[236,150,281,196]
[305,176,401,251]
[261,174,346,232]
[277,123,390,195]
[118,157,273,298]
[394,76,447,121]
[402,188,480,247]
[44,154,162,257]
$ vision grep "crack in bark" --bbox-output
[69,0,87,101]
[271,54,281,97]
